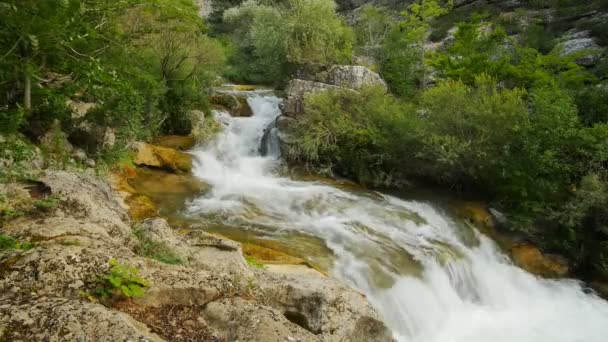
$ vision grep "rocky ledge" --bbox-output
[0,170,393,341]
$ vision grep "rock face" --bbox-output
[211,93,254,117]
[281,79,341,118]
[324,65,388,91]
[69,120,116,153]
[555,30,603,66]
[278,65,386,154]
[0,171,393,341]
[133,142,193,173]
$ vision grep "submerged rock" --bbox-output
[133,142,193,173]
[154,135,196,151]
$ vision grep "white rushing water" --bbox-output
[187,91,608,342]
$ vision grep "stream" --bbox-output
[181,90,608,341]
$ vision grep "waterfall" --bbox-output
[187,90,608,341]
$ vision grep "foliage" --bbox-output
[133,227,184,265]
[0,0,225,147]
[0,233,33,252]
[376,0,452,97]
[222,0,353,84]
[93,259,150,300]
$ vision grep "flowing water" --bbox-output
[184,90,608,342]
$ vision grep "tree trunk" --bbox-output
[24,69,31,111]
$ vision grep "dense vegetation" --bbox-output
[287,0,608,278]
[0,0,224,162]
[2,0,608,279]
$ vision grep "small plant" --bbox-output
[0,233,33,252]
[33,195,59,212]
[92,259,150,300]
[245,255,267,270]
[133,228,184,265]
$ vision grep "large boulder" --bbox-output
[324,65,388,91]
[281,80,341,118]
[132,142,193,173]
[554,30,603,67]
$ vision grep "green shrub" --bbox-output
[0,234,33,252]
[92,259,150,300]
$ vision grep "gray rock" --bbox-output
[555,30,603,66]
[66,100,96,120]
[0,298,163,342]
[281,79,341,118]
[324,65,387,91]
[72,147,87,161]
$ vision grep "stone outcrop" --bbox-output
[281,80,341,118]
[277,65,387,153]
[0,171,393,341]
[211,93,254,117]
[69,120,116,153]
[133,142,193,173]
[554,30,603,66]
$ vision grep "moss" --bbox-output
[126,195,158,221]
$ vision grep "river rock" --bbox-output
[154,135,196,150]
[211,93,254,117]
[0,170,393,341]
[510,244,570,278]
[132,142,193,173]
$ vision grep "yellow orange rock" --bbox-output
[125,195,158,222]
[133,142,192,173]
[154,135,196,151]
[510,244,569,278]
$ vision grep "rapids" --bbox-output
[185,90,608,342]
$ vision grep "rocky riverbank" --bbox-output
[0,161,393,341]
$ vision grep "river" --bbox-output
[183,90,608,341]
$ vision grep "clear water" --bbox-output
[186,91,608,342]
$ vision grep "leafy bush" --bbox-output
[222,0,353,84]
[92,259,150,300]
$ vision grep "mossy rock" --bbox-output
[126,195,158,221]
[154,135,196,151]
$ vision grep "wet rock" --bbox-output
[126,194,159,221]
[127,168,209,214]
[154,135,196,150]
[510,244,570,278]
[133,142,193,173]
[0,298,163,342]
[211,93,254,117]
